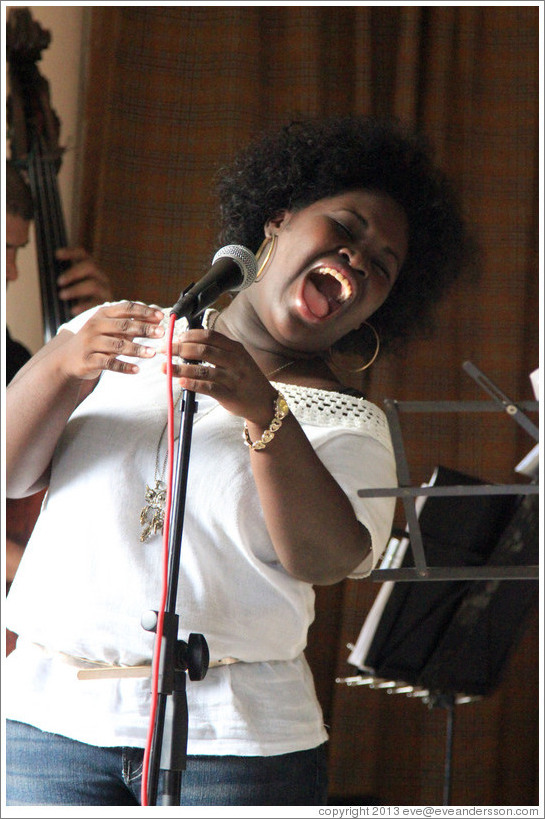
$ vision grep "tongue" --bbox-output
[302,277,330,318]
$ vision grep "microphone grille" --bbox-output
[212,245,258,291]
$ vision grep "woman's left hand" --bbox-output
[164,328,372,586]
[163,328,277,428]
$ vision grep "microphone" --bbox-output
[171,245,258,320]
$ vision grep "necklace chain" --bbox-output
[266,360,294,378]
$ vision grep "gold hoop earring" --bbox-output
[255,235,276,281]
[327,322,380,373]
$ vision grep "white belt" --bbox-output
[77,656,240,680]
[29,643,240,680]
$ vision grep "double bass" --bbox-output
[5,8,73,654]
[7,6,73,341]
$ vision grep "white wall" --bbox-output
[5,5,89,355]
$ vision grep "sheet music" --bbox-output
[347,469,440,672]
[515,370,539,478]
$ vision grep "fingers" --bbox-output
[97,301,165,336]
[56,248,114,308]
[109,314,164,340]
[158,329,231,374]
[160,359,214,389]
[58,263,110,289]
[55,246,89,264]
[168,328,236,367]
[161,346,276,425]
[59,274,112,303]
[162,329,259,397]
[104,333,159,361]
[86,337,157,375]
[75,302,165,378]
[194,364,210,380]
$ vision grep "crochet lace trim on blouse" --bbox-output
[272,382,393,454]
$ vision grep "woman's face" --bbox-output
[243,189,409,354]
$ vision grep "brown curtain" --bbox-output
[78,6,539,806]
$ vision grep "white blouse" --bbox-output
[5,306,397,755]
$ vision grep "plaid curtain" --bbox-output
[78,5,539,806]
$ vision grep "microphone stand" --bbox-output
[142,311,210,806]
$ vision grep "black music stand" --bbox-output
[337,362,539,805]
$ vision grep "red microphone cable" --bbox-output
[141,311,177,806]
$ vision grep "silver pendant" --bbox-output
[140,480,167,542]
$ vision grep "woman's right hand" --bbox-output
[59,301,165,381]
[6,301,165,499]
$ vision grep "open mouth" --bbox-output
[301,266,354,319]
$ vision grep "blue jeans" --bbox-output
[5,720,328,806]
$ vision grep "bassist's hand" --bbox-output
[56,247,114,314]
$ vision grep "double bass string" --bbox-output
[27,134,71,341]
[41,137,75,331]
[27,155,57,339]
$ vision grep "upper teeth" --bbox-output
[316,267,352,302]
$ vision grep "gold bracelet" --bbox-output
[243,392,290,451]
